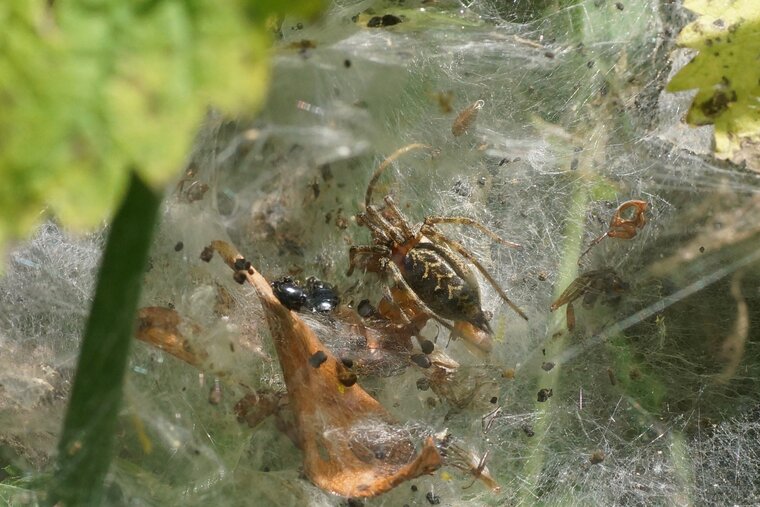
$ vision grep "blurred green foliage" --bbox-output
[0,0,325,268]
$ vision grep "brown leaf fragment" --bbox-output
[205,240,443,498]
[578,200,648,263]
[135,307,206,367]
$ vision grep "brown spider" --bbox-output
[347,143,527,346]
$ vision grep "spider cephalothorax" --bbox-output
[347,144,527,346]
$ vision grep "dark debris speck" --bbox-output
[200,246,214,262]
[411,354,431,369]
[382,14,402,26]
[537,388,553,402]
[426,491,441,505]
[357,299,375,317]
[367,14,402,27]
[309,351,328,368]
[338,370,358,387]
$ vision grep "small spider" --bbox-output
[550,268,628,331]
[347,143,527,346]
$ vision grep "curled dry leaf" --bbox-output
[578,200,648,264]
[206,240,442,498]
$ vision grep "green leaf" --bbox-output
[0,0,326,270]
[667,0,760,170]
[48,172,161,507]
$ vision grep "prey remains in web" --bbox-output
[347,143,527,354]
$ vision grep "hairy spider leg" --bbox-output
[363,205,407,245]
[365,143,430,208]
[423,216,522,249]
[347,245,391,277]
[355,213,392,243]
[382,195,415,238]
[420,225,529,321]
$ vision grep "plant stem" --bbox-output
[48,172,161,506]
[518,142,593,500]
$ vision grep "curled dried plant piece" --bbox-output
[135,307,206,367]
[435,431,500,492]
[206,240,443,498]
[578,200,649,264]
[550,269,628,331]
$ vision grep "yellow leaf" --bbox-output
[667,0,760,170]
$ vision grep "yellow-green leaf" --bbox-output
[667,0,760,170]
[0,0,325,270]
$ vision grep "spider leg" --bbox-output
[347,245,390,276]
[363,205,406,244]
[382,195,415,238]
[423,216,522,249]
[356,212,395,244]
[421,225,528,321]
[365,143,430,208]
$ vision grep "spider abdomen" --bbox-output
[400,245,491,333]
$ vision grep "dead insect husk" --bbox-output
[452,100,484,137]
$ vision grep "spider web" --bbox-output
[2,0,760,505]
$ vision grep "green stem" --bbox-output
[518,148,592,500]
[48,172,161,506]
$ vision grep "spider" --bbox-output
[346,143,527,347]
